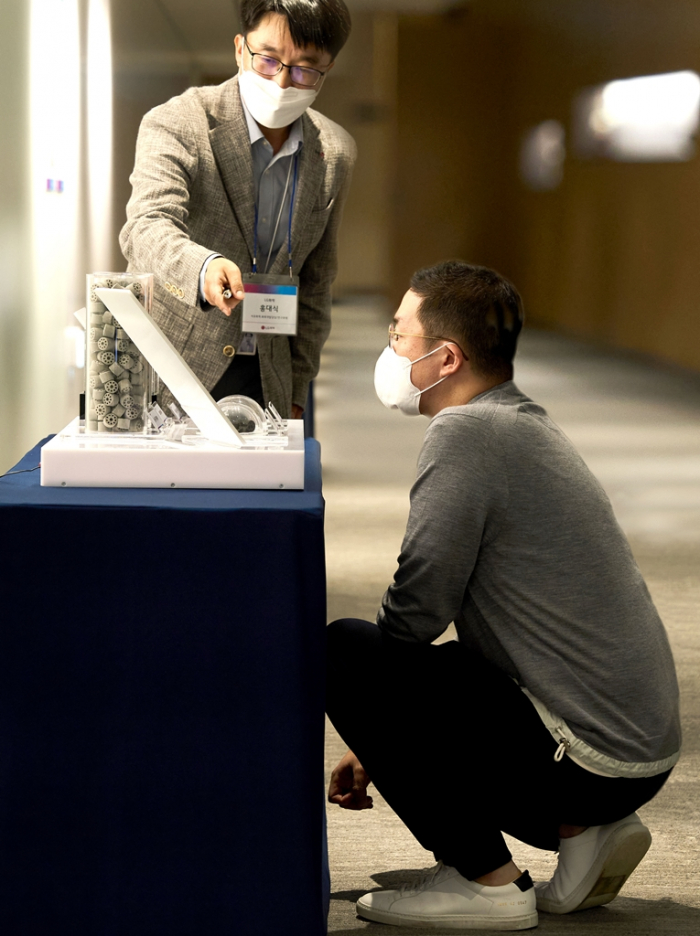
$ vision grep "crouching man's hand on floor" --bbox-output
[328,750,373,810]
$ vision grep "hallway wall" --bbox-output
[0,0,31,467]
[390,2,700,372]
[318,12,398,295]
[510,4,700,373]
[0,0,88,473]
[390,10,521,304]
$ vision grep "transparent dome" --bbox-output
[216,395,266,434]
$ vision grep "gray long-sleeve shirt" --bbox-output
[378,381,681,769]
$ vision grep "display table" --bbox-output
[0,437,328,936]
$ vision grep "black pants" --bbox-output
[326,618,671,881]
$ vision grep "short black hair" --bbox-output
[240,0,352,59]
[410,261,524,380]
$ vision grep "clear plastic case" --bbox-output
[85,273,153,434]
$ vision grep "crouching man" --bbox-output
[326,261,680,931]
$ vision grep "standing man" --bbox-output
[327,261,680,931]
[120,0,355,418]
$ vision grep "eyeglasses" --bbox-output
[388,326,448,346]
[245,39,327,88]
[388,326,466,356]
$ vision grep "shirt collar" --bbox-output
[241,95,304,157]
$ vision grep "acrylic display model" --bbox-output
[41,275,305,489]
[85,273,153,434]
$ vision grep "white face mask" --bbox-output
[238,67,318,129]
[374,345,451,416]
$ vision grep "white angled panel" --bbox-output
[95,288,243,447]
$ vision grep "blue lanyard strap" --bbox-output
[252,151,299,277]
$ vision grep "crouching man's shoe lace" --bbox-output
[535,812,652,914]
[357,861,538,930]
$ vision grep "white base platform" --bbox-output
[41,419,306,490]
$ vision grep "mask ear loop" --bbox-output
[405,342,460,398]
[407,341,460,366]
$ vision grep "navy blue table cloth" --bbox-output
[0,438,328,936]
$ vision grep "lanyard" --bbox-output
[252,152,299,279]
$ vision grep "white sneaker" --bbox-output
[535,813,652,914]
[356,862,538,930]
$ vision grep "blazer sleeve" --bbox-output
[290,140,356,409]
[119,100,214,308]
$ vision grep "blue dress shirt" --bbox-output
[200,100,304,302]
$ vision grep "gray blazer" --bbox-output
[120,76,356,416]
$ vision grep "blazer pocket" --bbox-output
[312,196,335,214]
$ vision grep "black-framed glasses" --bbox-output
[245,40,327,88]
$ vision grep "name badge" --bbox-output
[241,274,299,335]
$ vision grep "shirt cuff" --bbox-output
[199,253,222,308]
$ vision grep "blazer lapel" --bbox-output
[209,78,256,262]
[269,113,326,276]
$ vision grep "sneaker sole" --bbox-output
[357,903,538,930]
[537,822,652,914]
